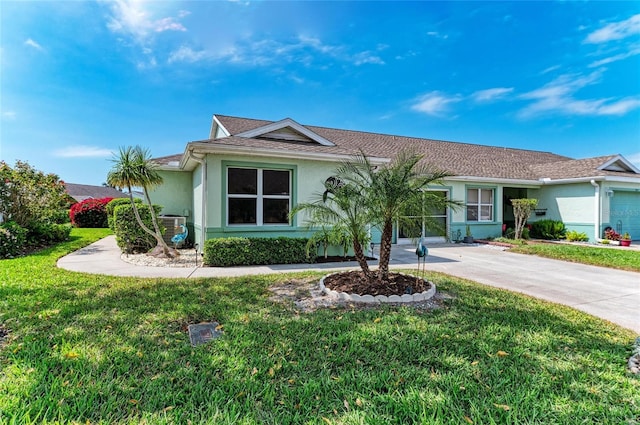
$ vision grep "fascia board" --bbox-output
[209,115,231,139]
[187,142,390,165]
[235,118,336,147]
[538,175,640,185]
[447,176,542,187]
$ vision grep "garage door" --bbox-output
[610,191,640,240]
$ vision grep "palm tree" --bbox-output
[292,150,456,284]
[291,176,373,279]
[107,146,176,258]
[334,150,456,282]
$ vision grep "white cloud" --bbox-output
[54,145,114,158]
[24,38,44,51]
[353,51,385,66]
[105,0,188,44]
[168,45,208,64]
[518,70,640,118]
[472,87,514,102]
[2,111,16,120]
[411,91,461,116]
[588,47,640,67]
[585,14,640,44]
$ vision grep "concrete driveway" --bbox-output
[58,237,640,334]
[390,244,640,334]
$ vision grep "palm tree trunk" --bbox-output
[126,189,169,255]
[377,220,394,282]
[143,188,174,256]
[353,240,373,279]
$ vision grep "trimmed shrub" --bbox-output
[25,222,71,246]
[113,203,163,254]
[106,198,142,231]
[566,230,589,242]
[530,219,566,240]
[0,221,27,258]
[69,197,113,228]
[204,237,313,266]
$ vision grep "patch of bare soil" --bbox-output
[0,323,9,350]
[268,276,449,313]
[324,270,432,296]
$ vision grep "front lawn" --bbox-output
[1,229,638,424]
[510,242,640,272]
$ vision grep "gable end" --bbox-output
[598,155,640,174]
[235,118,336,146]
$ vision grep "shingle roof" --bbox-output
[159,114,640,181]
[65,183,128,202]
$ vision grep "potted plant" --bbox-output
[620,232,632,247]
[463,225,474,244]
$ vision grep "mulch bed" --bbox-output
[314,255,375,264]
[323,270,432,297]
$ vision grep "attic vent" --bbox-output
[259,127,314,143]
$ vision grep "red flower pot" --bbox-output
[620,239,631,247]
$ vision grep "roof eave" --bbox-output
[184,142,390,166]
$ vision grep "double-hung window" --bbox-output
[227,167,291,226]
[467,188,494,222]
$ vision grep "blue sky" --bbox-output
[1,1,639,185]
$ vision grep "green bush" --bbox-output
[113,203,163,254]
[25,222,71,245]
[530,220,566,240]
[0,221,27,258]
[566,230,589,242]
[106,198,142,231]
[204,237,313,266]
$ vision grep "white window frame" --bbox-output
[227,167,291,226]
[466,188,494,222]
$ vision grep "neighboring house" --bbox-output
[65,183,128,203]
[150,114,640,246]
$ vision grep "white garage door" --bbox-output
[610,191,640,240]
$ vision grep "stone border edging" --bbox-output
[319,271,436,303]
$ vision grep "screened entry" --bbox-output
[397,190,449,244]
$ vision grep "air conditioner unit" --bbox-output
[159,216,187,245]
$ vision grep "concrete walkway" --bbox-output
[58,236,639,333]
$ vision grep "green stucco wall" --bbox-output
[148,170,193,216]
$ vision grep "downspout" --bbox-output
[191,154,207,248]
[590,180,601,242]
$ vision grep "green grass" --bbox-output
[1,229,639,424]
[510,242,640,272]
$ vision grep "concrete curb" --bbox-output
[319,271,436,303]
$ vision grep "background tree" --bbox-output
[107,146,176,258]
[0,160,70,227]
[512,198,538,240]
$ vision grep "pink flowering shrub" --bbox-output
[69,197,113,228]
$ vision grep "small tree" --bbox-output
[0,160,71,227]
[512,198,538,240]
[107,146,176,258]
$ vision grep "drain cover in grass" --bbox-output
[188,322,222,346]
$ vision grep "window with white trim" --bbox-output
[467,188,494,222]
[227,167,291,225]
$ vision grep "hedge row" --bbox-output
[204,237,313,267]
